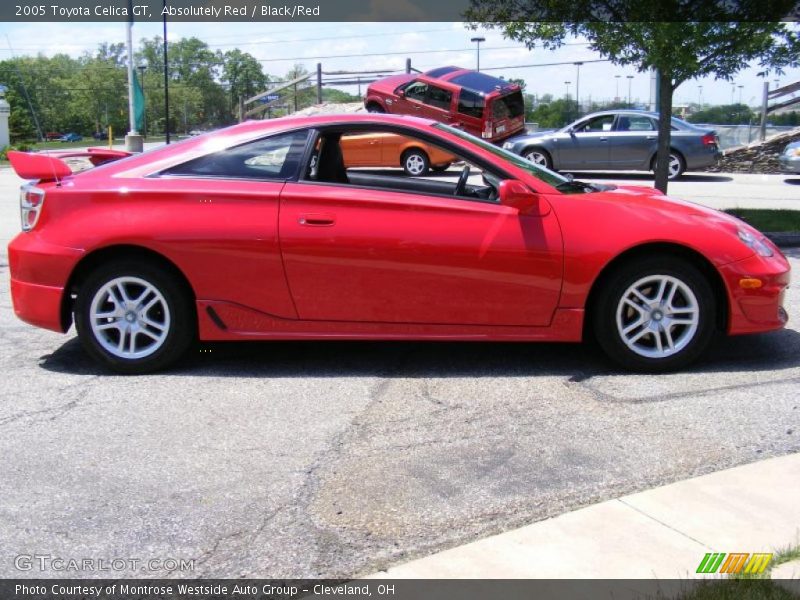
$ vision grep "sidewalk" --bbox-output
[367,452,800,579]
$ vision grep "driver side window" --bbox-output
[576,115,615,133]
[404,81,428,102]
[303,128,503,203]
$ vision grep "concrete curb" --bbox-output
[767,232,800,248]
[366,453,800,579]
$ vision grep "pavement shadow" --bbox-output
[39,327,800,379]
[563,172,734,183]
[784,178,800,186]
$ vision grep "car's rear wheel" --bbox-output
[652,151,686,180]
[592,256,716,372]
[74,261,194,374]
[402,148,430,176]
[523,147,553,169]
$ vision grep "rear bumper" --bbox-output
[685,149,723,170]
[8,233,83,333]
[719,250,791,335]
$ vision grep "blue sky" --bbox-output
[0,21,798,108]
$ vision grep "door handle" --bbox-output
[599,137,608,142]
[298,213,336,226]
[646,135,656,140]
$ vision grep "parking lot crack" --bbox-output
[616,498,713,550]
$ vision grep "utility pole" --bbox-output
[626,75,633,107]
[615,75,621,102]
[759,81,769,141]
[574,62,583,117]
[162,0,170,143]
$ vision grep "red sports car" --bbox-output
[7,114,790,373]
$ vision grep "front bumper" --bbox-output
[8,233,83,333]
[719,250,791,335]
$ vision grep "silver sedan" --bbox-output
[503,110,722,180]
[779,141,800,174]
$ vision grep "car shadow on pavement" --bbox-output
[785,178,800,186]
[38,327,800,379]
[564,172,734,184]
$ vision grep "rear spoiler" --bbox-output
[7,148,132,181]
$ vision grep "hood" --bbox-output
[505,129,557,144]
[368,74,414,95]
[605,185,760,237]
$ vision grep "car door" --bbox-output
[420,84,454,125]
[608,114,658,168]
[394,80,428,117]
[555,114,615,170]
[340,132,384,168]
[277,131,564,327]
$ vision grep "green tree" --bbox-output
[466,2,800,192]
[527,98,578,128]
[222,49,269,115]
[688,103,754,125]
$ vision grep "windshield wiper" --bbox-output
[555,180,617,193]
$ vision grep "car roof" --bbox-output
[421,66,520,96]
[79,114,443,178]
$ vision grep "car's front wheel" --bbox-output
[74,261,194,374]
[592,256,716,372]
[523,148,553,169]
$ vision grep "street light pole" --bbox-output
[738,85,744,105]
[574,62,583,117]
[470,36,485,72]
[564,80,571,99]
[626,75,633,107]
[698,85,703,107]
[615,75,621,102]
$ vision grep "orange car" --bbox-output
[341,132,456,176]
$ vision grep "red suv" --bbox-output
[364,66,525,144]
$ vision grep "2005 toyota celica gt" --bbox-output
[7,114,791,374]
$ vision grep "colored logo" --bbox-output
[696,552,773,574]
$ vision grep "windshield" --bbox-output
[433,123,569,188]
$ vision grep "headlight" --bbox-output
[503,142,514,150]
[738,228,773,257]
[784,146,800,157]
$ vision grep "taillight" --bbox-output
[20,184,45,232]
[701,133,716,146]
[482,120,494,139]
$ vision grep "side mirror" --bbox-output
[499,180,548,216]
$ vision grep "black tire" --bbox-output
[401,148,430,176]
[74,260,195,374]
[592,256,716,372]
[430,163,451,173]
[366,103,385,113]
[651,150,686,180]
[523,147,553,170]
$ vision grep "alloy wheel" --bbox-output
[615,274,699,359]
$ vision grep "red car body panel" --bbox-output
[6,114,790,346]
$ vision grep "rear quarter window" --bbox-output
[457,89,484,118]
[161,130,309,180]
[492,91,525,119]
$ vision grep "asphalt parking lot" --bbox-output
[0,167,799,579]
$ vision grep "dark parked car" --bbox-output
[503,110,722,179]
[779,141,800,174]
[364,66,525,143]
[59,133,83,142]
